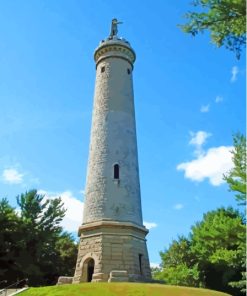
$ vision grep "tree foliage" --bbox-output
[156,264,201,287]
[0,198,22,280]
[0,190,78,287]
[160,236,197,268]
[157,236,203,287]
[224,133,246,206]
[180,0,246,58]
[54,232,78,277]
[191,207,245,295]
[154,208,245,296]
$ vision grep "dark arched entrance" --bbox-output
[87,259,95,282]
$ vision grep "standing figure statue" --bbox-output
[109,18,123,38]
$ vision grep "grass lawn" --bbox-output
[21,282,232,296]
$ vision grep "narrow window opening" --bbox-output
[114,164,119,179]
[139,254,143,275]
[101,66,105,73]
[127,68,131,74]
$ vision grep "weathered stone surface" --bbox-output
[73,26,151,284]
[83,37,142,226]
[108,270,129,282]
[73,221,151,283]
[110,270,128,277]
[57,276,73,285]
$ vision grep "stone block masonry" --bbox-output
[73,221,151,282]
[73,20,151,283]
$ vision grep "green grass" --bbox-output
[21,282,232,296]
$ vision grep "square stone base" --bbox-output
[73,221,151,283]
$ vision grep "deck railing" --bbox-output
[0,279,28,296]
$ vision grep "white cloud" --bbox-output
[231,66,239,82]
[150,262,160,268]
[2,168,24,184]
[189,131,211,147]
[177,146,234,186]
[200,104,210,113]
[144,221,158,230]
[189,131,211,156]
[215,95,223,103]
[173,203,184,210]
[37,190,84,232]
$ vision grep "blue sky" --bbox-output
[0,1,245,266]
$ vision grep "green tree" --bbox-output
[160,236,195,268]
[0,198,23,286]
[151,266,162,280]
[155,264,201,287]
[17,190,65,234]
[191,207,245,295]
[54,232,78,278]
[180,0,246,58]
[223,134,246,292]
[0,190,78,286]
[156,208,245,295]
[154,236,203,287]
[224,133,246,206]
[16,190,66,285]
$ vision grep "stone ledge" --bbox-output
[78,220,148,236]
[57,276,73,285]
[108,270,129,282]
[92,272,109,282]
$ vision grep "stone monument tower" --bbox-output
[73,19,151,283]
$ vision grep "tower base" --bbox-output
[73,221,151,283]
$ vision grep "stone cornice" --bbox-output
[94,41,136,67]
[78,220,148,236]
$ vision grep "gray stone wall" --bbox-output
[73,223,151,283]
[83,55,142,226]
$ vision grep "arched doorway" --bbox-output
[87,259,95,282]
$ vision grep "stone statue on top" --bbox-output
[109,18,123,38]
